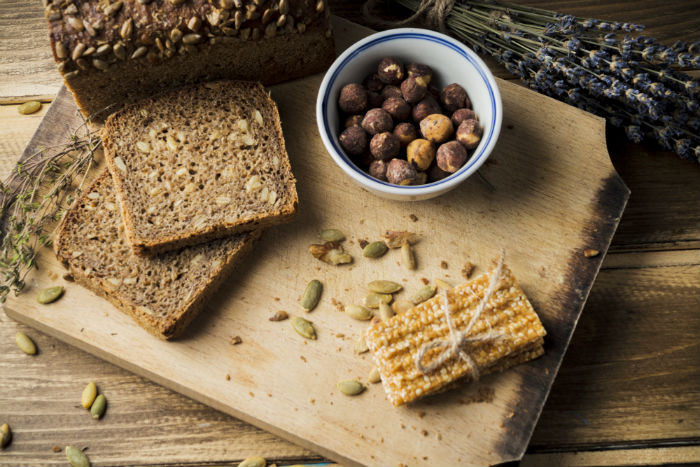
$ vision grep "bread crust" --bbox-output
[101,80,298,256]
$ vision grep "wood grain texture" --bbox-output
[4,24,629,464]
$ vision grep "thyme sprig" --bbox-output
[0,114,101,302]
[394,0,700,162]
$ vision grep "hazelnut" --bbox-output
[377,56,405,85]
[400,76,428,104]
[436,141,468,173]
[386,158,417,185]
[407,62,433,86]
[451,108,478,127]
[412,95,441,122]
[440,83,470,112]
[367,91,384,108]
[344,114,363,128]
[381,85,403,100]
[362,108,393,135]
[338,83,367,114]
[370,132,400,161]
[368,160,389,181]
[393,122,418,147]
[363,72,384,92]
[428,160,451,182]
[406,138,436,171]
[382,97,411,121]
[456,119,483,149]
[339,126,368,156]
[413,171,428,185]
[419,113,454,144]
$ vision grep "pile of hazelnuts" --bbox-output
[337,56,483,186]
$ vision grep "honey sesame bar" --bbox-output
[365,263,546,406]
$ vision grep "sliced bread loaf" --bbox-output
[54,170,258,340]
[102,80,297,256]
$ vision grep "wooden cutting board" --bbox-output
[4,17,629,467]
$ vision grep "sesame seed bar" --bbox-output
[365,264,546,406]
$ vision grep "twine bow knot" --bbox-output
[363,0,456,33]
[415,253,505,377]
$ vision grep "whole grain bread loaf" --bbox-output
[102,80,297,255]
[54,170,258,339]
[45,0,335,120]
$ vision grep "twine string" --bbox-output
[362,0,456,33]
[415,252,506,376]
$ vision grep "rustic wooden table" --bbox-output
[0,1,698,466]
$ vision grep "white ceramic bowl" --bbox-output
[316,28,503,201]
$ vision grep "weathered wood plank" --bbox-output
[1,251,697,466]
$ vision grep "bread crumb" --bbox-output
[417,411,426,418]
[421,277,429,285]
[52,445,62,453]
[230,336,242,345]
[300,355,307,362]
[440,260,448,269]
[421,429,428,436]
[269,310,289,321]
[584,248,600,257]
[461,261,475,279]
[409,214,418,222]
[359,239,369,249]
[62,273,74,282]
[225,374,231,381]
[249,391,254,397]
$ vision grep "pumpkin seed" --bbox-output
[354,335,369,354]
[238,456,266,467]
[37,285,64,304]
[1,423,11,449]
[435,278,453,290]
[18,101,42,115]
[291,316,316,339]
[362,293,392,309]
[337,379,365,396]
[368,367,381,384]
[411,285,436,305]
[300,279,322,311]
[367,280,402,294]
[65,446,90,467]
[15,332,37,355]
[401,242,416,270]
[345,304,373,320]
[268,310,288,321]
[81,382,97,409]
[90,394,106,419]
[362,241,388,258]
[320,228,345,243]
[378,302,395,322]
[392,299,413,314]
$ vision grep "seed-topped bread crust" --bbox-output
[102,80,297,255]
[54,170,259,339]
[45,0,335,119]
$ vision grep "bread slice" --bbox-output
[54,170,258,340]
[102,80,297,256]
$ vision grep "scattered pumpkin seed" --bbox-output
[363,293,392,309]
[362,241,388,258]
[81,382,97,409]
[291,316,316,339]
[18,101,42,115]
[0,423,11,449]
[15,332,37,355]
[354,335,369,354]
[300,279,322,311]
[345,304,373,321]
[392,299,413,314]
[65,446,90,467]
[268,310,288,321]
[368,367,381,384]
[367,280,402,294]
[320,228,345,243]
[378,302,395,322]
[90,394,106,419]
[37,285,64,304]
[401,242,416,270]
[435,278,453,290]
[337,379,365,396]
[238,456,266,467]
[411,285,437,305]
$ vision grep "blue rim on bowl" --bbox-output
[316,27,502,198]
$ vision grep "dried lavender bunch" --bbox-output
[0,115,101,301]
[394,0,700,162]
